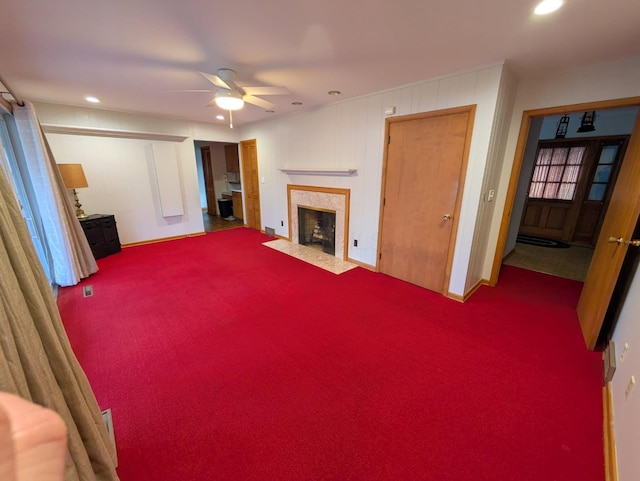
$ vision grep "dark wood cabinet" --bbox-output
[80,214,121,260]
[225,144,240,172]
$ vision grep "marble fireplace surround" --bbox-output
[287,184,350,260]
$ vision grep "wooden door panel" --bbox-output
[379,108,473,293]
[519,201,571,239]
[201,146,216,215]
[578,111,640,349]
[572,207,601,244]
[240,139,261,230]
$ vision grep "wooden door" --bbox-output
[572,138,627,245]
[201,146,217,215]
[240,139,261,230]
[577,111,640,349]
[378,107,474,294]
[518,142,589,241]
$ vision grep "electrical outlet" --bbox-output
[621,342,629,362]
[625,376,635,399]
[354,239,358,247]
[82,285,93,297]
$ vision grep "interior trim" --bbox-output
[279,168,357,176]
[603,382,619,481]
[42,124,189,142]
[122,231,205,248]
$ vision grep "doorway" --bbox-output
[377,106,475,295]
[194,141,244,233]
[493,98,640,350]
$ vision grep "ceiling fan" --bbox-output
[201,68,290,111]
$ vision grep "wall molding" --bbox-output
[279,168,357,176]
[42,124,188,142]
[603,382,619,481]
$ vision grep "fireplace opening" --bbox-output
[298,206,336,255]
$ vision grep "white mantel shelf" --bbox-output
[279,168,357,176]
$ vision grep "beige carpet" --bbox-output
[503,243,594,282]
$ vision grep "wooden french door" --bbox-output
[518,137,627,246]
[577,109,640,349]
[200,146,217,215]
[240,139,261,230]
[378,106,475,294]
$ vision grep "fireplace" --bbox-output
[287,184,350,260]
[298,206,336,255]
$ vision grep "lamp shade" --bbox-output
[58,163,88,189]
[215,90,244,110]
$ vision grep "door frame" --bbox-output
[490,96,640,348]
[200,145,217,216]
[376,105,476,296]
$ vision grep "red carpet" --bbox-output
[57,228,604,481]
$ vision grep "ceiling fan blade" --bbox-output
[243,94,274,110]
[164,89,212,93]
[243,86,290,96]
[200,72,231,90]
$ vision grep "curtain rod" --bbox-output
[0,72,25,109]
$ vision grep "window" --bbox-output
[587,144,618,201]
[528,144,586,201]
[0,115,53,283]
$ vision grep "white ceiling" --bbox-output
[1,0,639,127]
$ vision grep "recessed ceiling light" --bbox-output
[85,96,100,103]
[534,0,563,15]
[216,115,224,120]
[292,102,303,106]
[328,90,341,96]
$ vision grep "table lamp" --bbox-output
[58,163,89,218]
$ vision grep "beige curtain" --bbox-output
[0,166,118,479]
[13,101,97,286]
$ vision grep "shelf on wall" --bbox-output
[279,168,357,176]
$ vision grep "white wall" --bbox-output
[493,55,640,481]
[611,265,640,481]
[539,107,638,140]
[35,103,238,244]
[240,63,507,296]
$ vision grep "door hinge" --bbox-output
[379,252,382,260]
[383,198,386,206]
[387,135,391,145]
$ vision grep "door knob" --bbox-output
[607,236,640,246]
[443,214,452,222]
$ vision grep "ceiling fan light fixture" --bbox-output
[534,0,563,15]
[215,90,244,110]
